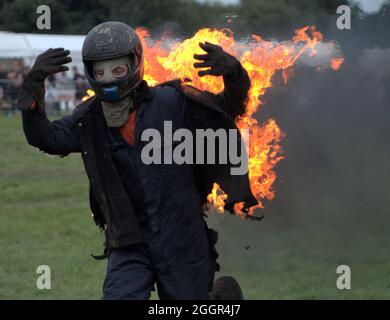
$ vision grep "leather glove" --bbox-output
[193,42,240,78]
[18,48,72,111]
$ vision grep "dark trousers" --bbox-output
[102,225,218,300]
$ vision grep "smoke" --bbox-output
[204,13,390,298]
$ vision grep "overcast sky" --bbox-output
[351,0,387,12]
[199,0,387,13]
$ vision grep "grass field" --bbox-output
[1,113,390,299]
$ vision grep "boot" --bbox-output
[209,276,244,300]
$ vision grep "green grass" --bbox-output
[1,113,390,299]
[0,114,105,299]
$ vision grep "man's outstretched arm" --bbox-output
[194,42,250,119]
[18,48,81,156]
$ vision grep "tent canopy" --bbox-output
[0,31,85,68]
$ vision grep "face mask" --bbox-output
[93,56,132,82]
[93,57,134,127]
[101,97,134,128]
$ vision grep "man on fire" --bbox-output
[18,21,257,299]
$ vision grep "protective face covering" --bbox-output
[93,57,134,127]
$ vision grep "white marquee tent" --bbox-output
[0,31,85,69]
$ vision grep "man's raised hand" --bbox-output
[18,48,72,111]
[193,42,239,77]
[27,48,72,83]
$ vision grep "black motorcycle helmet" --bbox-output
[82,21,144,102]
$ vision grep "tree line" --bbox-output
[0,0,389,47]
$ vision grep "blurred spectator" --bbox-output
[56,71,74,112]
[56,71,72,88]
[75,77,89,104]
[0,64,7,80]
[72,66,88,104]
[0,85,5,108]
[72,66,85,81]
[12,60,22,73]
[7,69,23,111]
[22,66,30,78]
[44,78,60,113]
[0,64,8,104]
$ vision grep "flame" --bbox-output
[81,89,95,101]
[330,57,344,71]
[206,183,228,214]
[82,26,341,217]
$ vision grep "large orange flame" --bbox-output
[83,26,343,217]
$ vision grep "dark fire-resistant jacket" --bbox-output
[20,64,258,249]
